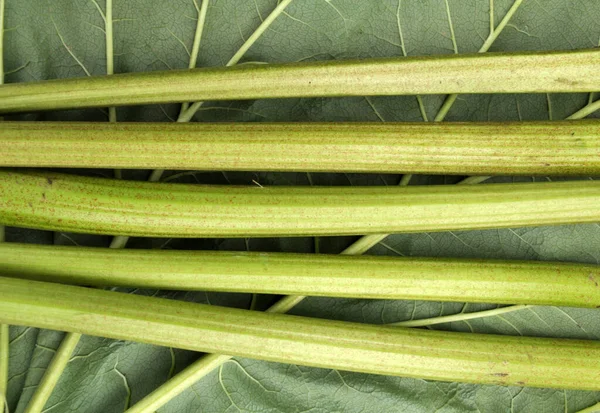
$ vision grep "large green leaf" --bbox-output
[3,0,600,412]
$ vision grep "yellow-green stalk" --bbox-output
[1,171,600,238]
[0,49,598,114]
[1,121,599,175]
[1,243,599,308]
[1,276,600,391]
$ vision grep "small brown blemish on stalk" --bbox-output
[46,177,53,186]
[556,78,579,86]
[492,372,509,377]
[516,381,526,386]
[589,273,599,287]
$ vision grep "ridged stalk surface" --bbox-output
[0,49,598,113]
[1,243,599,308]
[1,121,599,175]
[1,276,600,391]
[2,171,600,237]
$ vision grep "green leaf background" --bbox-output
[3,0,600,412]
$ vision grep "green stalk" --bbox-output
[434,0,524,122]
[389,305,533,327]
[568,98,600,120]
[2,276,600,391]
[24,235,137,413]
[0,324,7,413]
[179,0,294,122]
[2,243,599,308]
[105,0,116,123]
[576,402,600,413]
[0,226,6,413]
[130,186,404,413]
[0,49,598,114]
[457,175,492,185]
[130,354,228,413]
[454,96,600,186]
[187,0,209,70]
[23,332,82,413]
[179,0,209,115]
[0,226,5,413]
[163,0,289,179]
[24,5,121,409]
[2,120,600,175]
[128,8,581,410]
[2,170,600,238]
[133,163,572,412]
[23,248,129,413]
[24,187,137,411]
[0,1,8,409]
[123,225,430,413]
[0,0,3,87]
